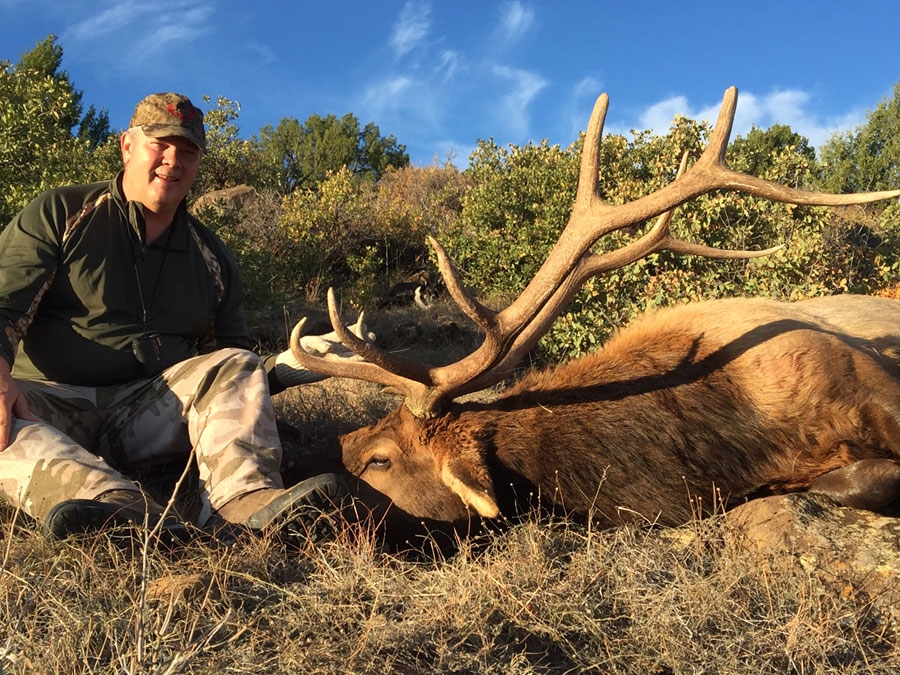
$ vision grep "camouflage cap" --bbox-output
[129,92,206,152]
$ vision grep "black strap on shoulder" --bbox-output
[65,193,225,352]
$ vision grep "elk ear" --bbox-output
[440,454,501,519]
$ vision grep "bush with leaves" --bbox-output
[439,138,579,297]
[371,163,473,286]
[278,167,379,305]
[277,164,471,307]
[192,188,312,319]
[190,96,270,197]
[442,116,899,365]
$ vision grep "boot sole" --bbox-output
[242,473,350,538]
[42,499,190,546]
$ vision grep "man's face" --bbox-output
[120,128,202,217]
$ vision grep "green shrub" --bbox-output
[278,164,470,307]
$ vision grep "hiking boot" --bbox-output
[42,489,189,545]
[217,473,350,541]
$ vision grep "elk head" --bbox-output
[289,87,900,528]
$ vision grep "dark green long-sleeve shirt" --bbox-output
[0,173,252,386]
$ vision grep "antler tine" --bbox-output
[288,290,437,407]
[684,87,900,207]
[429,235,495,328]
[705,86,738,164]
[575,93,610,209]
[288,317,422,392]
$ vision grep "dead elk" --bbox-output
[291,87,900,536]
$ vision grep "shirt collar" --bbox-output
[111,171,190,251]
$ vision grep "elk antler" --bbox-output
[291,87,900,417]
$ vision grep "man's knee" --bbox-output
[191,347,264,376]
[184,348,271,409]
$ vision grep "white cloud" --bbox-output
[492,64,548,137]
[390,0,431,58]
[246,42,276,66]
[496,1,534,46]
[750,89,864,149]
[634,95,691,134]
[364,76,415,110]
[627,88,866,151]
[65,1,145,40]
[435,50,460,82]
[360,74,445,133]
[63,1,213,60]
[139,20,204,51]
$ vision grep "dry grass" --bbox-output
[3,498,900,674]
[3,303,900,673]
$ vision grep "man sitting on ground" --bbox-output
[0,92,361,543]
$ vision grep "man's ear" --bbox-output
[120,130,133,162]
[440,453,500,518]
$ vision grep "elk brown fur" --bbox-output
[338,295,900,529]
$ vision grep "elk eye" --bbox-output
[365,456,392,471]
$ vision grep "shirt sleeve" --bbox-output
[193,224,252,352]
[0,191,65,366]
[263,353,286,395]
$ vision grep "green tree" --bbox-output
[191,96,268,196]
[257,112,408,193]
[0,35,113,224]
[13,34,110,148]
[77,103,112,148]
[728,124,816,179]
[15,35,80,132]
[819,80,900,193]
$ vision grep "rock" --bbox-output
[727,494,900,567]
[725,493,900,611]
[192,184,258,216]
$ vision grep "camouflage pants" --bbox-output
[0,348,283,526]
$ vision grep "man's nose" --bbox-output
[162,145,183,166]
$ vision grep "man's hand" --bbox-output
[0,358,38,450]
[274,313,376,387]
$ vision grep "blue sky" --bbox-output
[2,0,899,166]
